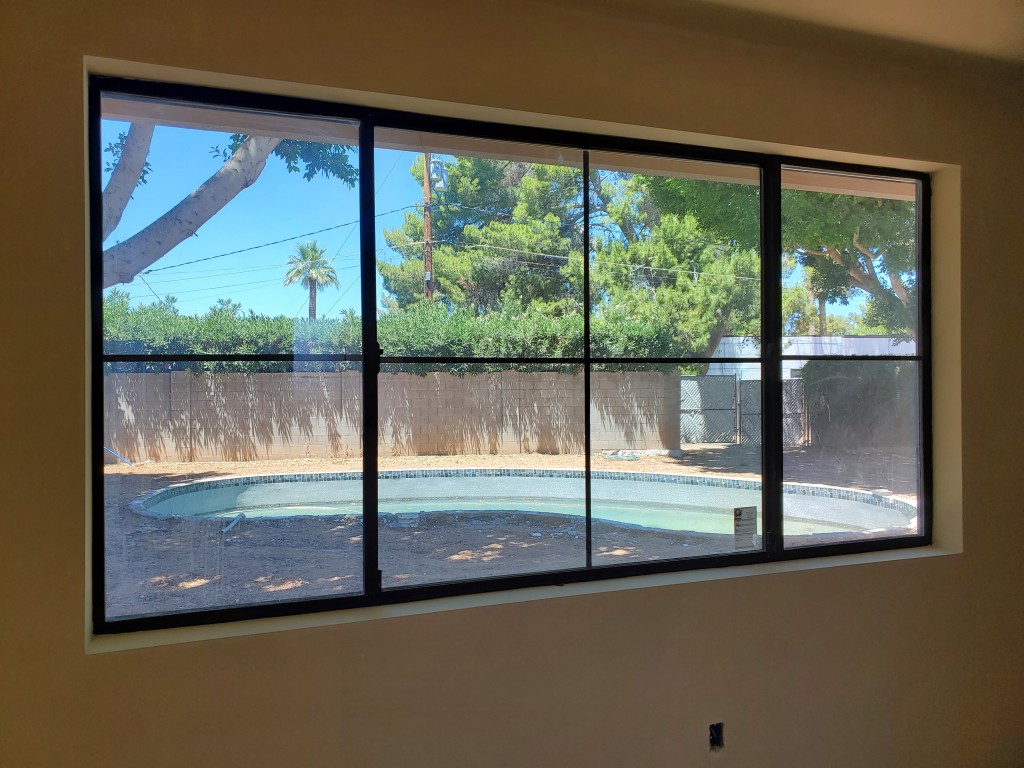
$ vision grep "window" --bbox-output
[92,77,930,633]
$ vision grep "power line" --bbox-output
[139,251,369,286]
[137,276,293,297]
[124,244,412,307]
[136,274,165,304]
[464,243,759,282]
[132,199,524,278]
[126,281,292,309]
[141,261,297,285]
[292,153,403,319]
[122,238,756,311]
[138,203,421,276]
[321,276,362,317]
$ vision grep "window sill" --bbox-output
[86,540,959,653]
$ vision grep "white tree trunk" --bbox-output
[102,123,155,241]
[102,136,282,288]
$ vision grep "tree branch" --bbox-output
[851,228,873,261]
[799,243,847,270]
[889,270,911,306]
[701,322,727,365]
[820,245,846,267]
[590,170,639,243]
[853,228,911,307]
[102,123,155,241]
[102,136,282,288]
[798,243,874,294]
[852,228,881,282]
[799,238,916,338]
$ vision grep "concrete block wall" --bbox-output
[589,371,681,452]
[378,370,588,456]
[103,370,680,462]
[103,372,363,462]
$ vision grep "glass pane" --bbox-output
[781,167,919,351]
[374,130,584,358]
[783,359,921,547]
[100,93,361,356]
[102,362,364,620]
[591,363,763,563]
[588,152,761,359]
[378,363,585,587]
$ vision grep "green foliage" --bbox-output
[379,158,583,315]
[106,152,915,378]
[379,155,760,359]
[591,211,760,356]
[272,140,359,184]
[102,294,582,374]
[783,190,917,341]
[645,175,918,338]
[378,301,582,372]
[642,177,760,249]
[102,290,361,372]
[214,136,358,185]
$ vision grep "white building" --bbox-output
[707,335,917,380]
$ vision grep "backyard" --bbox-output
[103,445,918,618]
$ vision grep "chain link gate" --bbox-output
[680,375,807,447]
[680,375,737,443]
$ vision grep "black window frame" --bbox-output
[89,75,932,634]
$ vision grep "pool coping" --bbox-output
[130,468,918,519]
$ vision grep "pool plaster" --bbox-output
[131,469,917,534]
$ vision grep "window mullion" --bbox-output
[359,116,382,597]
[760,160,784,558]
[89,80,108,633]
[917,176,933,544]
[583,151,593,568]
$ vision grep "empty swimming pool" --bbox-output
[133,468,917,538]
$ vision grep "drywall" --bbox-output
[1,0,1021,765]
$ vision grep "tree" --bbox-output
[643,177,918,339]
[586,171,760,358]
[284,241,340,320]
[376,157,763,360]
[783,190,917,340]
[101,122,357,288]
[379,157,584,314]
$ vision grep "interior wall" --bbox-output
[1,1,1022,765]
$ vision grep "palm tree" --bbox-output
[283,241,340,320]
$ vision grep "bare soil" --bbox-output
[102,448,916,619]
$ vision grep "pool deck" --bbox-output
[100,449,919,619]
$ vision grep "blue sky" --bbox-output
[101,119,423,318]
[101,118,865,323]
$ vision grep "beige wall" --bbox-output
[103,370,677,461]
[1,1,1021,766]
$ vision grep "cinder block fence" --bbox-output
[103,370,683,462]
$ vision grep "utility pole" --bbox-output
[423,152,433,299]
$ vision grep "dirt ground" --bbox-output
[102,447,917,619]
